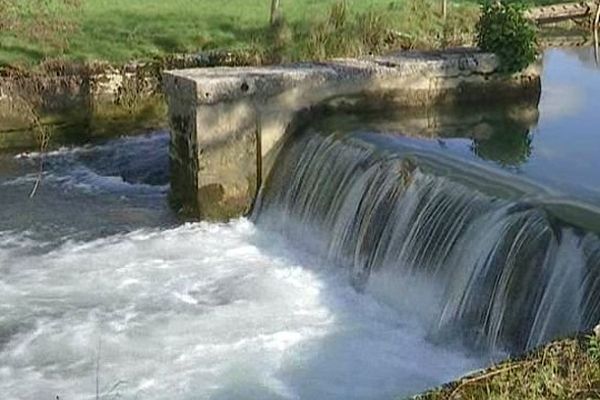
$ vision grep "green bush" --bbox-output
[476,1,537,73]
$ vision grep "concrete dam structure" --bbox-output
[163,50,541,220]
[3,46,600,398]
[162,51,600,356]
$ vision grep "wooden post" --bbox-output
[594,3,600,66]
[441,0,447,20]
[270,0,281,25]
[594,29,599,66]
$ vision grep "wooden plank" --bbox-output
[539,35,593,47]
[524,1,597,23]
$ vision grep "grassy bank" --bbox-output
[416,332,600,400]
[1,0,481,67]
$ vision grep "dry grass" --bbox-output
[415,333,600,400]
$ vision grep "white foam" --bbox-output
[0,220,481,400]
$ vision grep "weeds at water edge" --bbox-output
[415,327,600,400]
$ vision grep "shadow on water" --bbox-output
[307,99,539,169]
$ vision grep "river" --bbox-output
[0,46,599,399]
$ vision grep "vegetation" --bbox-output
[415,332,600,400]
[285,0,478,62]
[0,0,481,67]
[0,0,81,57]
[0,0,547,153]
[477,1,538,73]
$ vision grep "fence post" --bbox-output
[270,0,281,25]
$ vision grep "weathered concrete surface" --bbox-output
[0,52,243,148]
[163,50,542,220]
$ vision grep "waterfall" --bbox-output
[254,129,600,354]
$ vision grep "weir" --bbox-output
[254,122,600,354]
[163,51,541,220]
[162,45,600,355]
[161,48,600,355]
[2,46,600,397]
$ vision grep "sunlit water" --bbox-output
[1,47,599,399]
[462,47,600,196]
[501,47,600,198]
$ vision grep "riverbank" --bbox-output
[1,0,479,67]
[415,330,600,400]
[3,0,584,151]
[0,0,481,150]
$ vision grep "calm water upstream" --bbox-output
[448,47,600,200]
[0,47,599,399]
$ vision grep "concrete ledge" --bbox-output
[163,50,542,220]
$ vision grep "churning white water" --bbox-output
[3,46,600,399]
[0,222,480,400]
[0,133,481,400]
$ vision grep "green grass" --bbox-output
[0,0,481,67]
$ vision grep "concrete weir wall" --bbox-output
[163,50,541,220]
